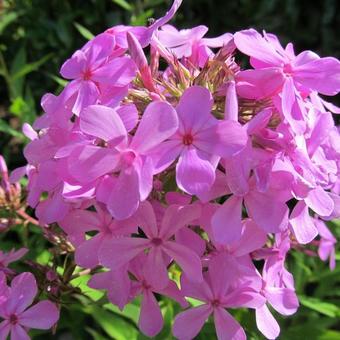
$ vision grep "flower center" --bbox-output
[283,63,293,76]
[9,314,18,325]
[121,150,136,167]
[151,237,163,246]
[211,299,220,308]
[82,69,93,80]
[182,134,193,146]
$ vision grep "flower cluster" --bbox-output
[13,0,340,339]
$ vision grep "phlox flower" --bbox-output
[0,272,59,340]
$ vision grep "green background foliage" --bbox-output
[0,0,339,339]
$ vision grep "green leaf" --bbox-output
[0,119,23,139]
[46,73,68,87]
[85,305,138,340]
[104,302,140,324]
[71,275,105,302]
[112,0,133,11]
[86,327,108,340]
[74,22,94,40]
[299,295,340,317]
[0,11,20,34]
[131,9,154,26]
[11,53,53,80]
[10,47,26,98]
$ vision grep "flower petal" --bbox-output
[19,301,59,329]
[173,304,212,340]
[214,307,246,340]
[80,105,127,142]
[176,147,215,195]
[255,305,280,340]
[139,290,163,337]
[131,101,178,154]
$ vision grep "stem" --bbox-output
[16,209,41,226]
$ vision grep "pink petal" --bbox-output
[173,304,212,340]
[68,145,119,183]
[138,290,163,337]
[131,101,178,154]
[176,147,215,195]
[143,247,169,290]
[281,78,305,135]
[180,274,213,302]
[305,186,334,217]
[157,280,188,308]
[224,80,238,121]
[35,191,70,224]
[176,227,206,257]
[75,234,104,268]
[214,307,246,340]
[80,105,127,142]
[211,195,243,244]
[137,201,158,238]
[149,139,182,174]
[163,241,203,283]
[266,287,299,315]
[59,210,101,236]
[116,104,138,132]
[99,237,149,269]
[60,50,86,79]
[232,219,268,257]
[136,157,153,201]
[294,57,340,95]
[72,80,99,116]
[19,301,59,329]
[10,324,30,340]
[107,166,140,220]
[236,68,284,99]
[176,86,213,134]
[91,56,136,86]
[234,29,285,66]
[290,201,318,244]
[245,191,288,233]
[255,305,280,340]
[7,272,37,314]
[160,204,201,240]
[0,321,10,340]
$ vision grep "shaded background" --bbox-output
[0,1,340,339]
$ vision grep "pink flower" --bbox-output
[128,254,188,337]
[157,25,232,67]
[0,272,59,339]
[99,201,202,289]
[0,248,28,275]
[173,254,265,340]
[315,219,337,270]
[60,33,137,115]
[152,86,248,195]
[68,100,178,219]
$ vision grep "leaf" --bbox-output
[46,73,68,87]
[0,119,23,139]
[71,275,105,302]
[299,295,340,318]
[86,327,108,340]
[104,302,140,324]
[74,22,94,40]
[10,47,26,98]
[112,0,133,11]
[11,53,53,80]
[0,11,20,34]
[85,305,138,340]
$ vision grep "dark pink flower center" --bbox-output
[211,299,220,308]
[283,63,294,76]
[182,134,194,146]
[151,237,163,246]
[121,150,136,167]
[82,69,93,80]
[9,314,18,325]
[141,280,151,290]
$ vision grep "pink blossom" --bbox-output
[0,272,59,339]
